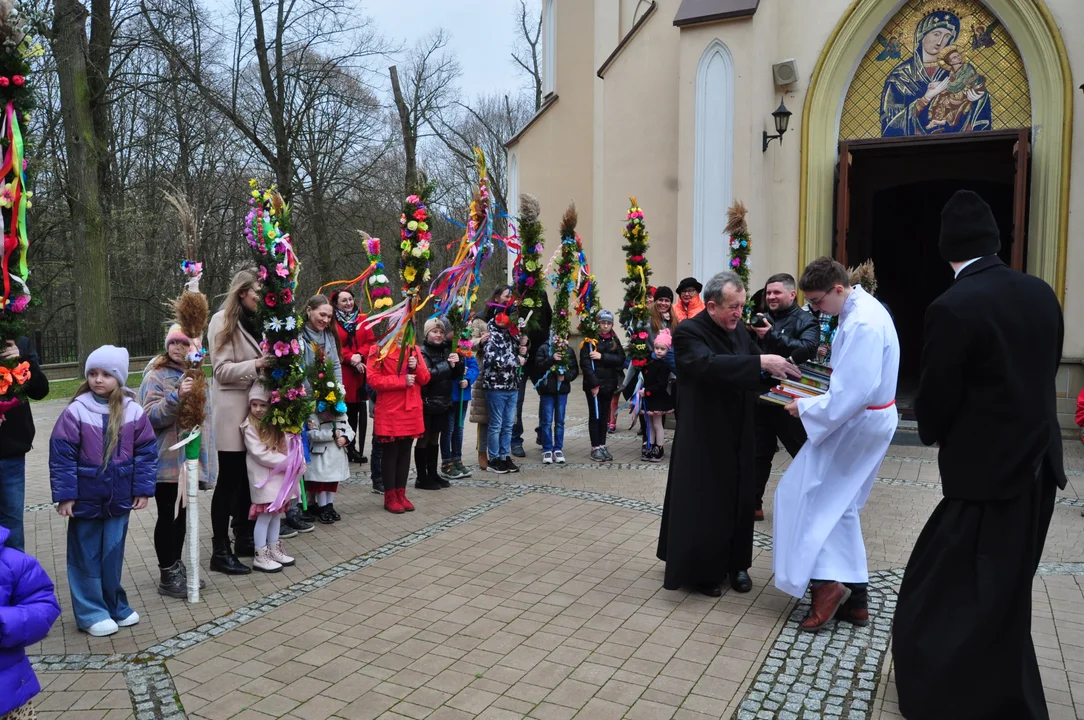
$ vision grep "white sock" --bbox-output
[254,513,271,548]
[268,515,281,545]
[326,491,335,505]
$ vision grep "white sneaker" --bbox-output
[554,451,566,464]
[86,618,119,637]
[117,611,140,628]
[542,452,553,464]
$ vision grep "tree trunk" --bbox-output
[389,65,417,196]
[53,0,115,363]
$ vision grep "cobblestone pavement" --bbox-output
[19,394,1084,719]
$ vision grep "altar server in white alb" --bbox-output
[773,257,899,632]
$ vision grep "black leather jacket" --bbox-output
[758,303,819,365]
[420,340,465,414]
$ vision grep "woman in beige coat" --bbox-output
[207,270,265,574]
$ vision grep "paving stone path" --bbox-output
[19,395,1084,719]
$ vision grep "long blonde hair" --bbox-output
[216,269,259,353]
[71,381,129,467]
[249,410,286,453]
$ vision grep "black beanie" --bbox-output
[939,190,1001,262]
[654,286,674,302]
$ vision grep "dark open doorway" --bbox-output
[834,130,1030,416]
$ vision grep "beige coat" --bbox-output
[468,318,489,425]
[208,310,262,452]
[241,419,298,506]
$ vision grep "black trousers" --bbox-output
[346,400,367,457]
[211,451,253,542]
[753,403,807,510]
[586,390,614,447]
[380,439,414,490]
[154,484,186,569]
[893,473,1057,720]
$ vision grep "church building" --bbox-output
[506,0,1082,424]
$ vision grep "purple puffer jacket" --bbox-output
[49,392,158,518]
[0,525,61,715]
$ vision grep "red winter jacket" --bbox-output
[335,319,375,403]
[1076,387,1084,429]
[367,343,431,438]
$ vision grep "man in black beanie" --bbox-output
[893,189,1065,719]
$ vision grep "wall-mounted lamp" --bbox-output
[762,98,793,152]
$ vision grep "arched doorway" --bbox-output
[798,0,1072,300]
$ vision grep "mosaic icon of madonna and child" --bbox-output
[880,10,992,136]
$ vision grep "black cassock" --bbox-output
[894,257,1066,720]
[656,311,764,589]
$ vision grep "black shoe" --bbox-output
[317,505,335,524]
[730,570,752,593]
[372,480,385,493]
[486,458,509,474]
[209,538,251,575]
[278,524,299,539]
[415,479,442,490]
[284,509,314,534]
[438,477,451,489]
[511,445,526,458]
[347,447,362,464]
[506,459,521,473]
[299,507,317,523]
[695,583,722,597]
[327,503,341,522]
[157,561,187,598]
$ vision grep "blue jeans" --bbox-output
[442,401,467,462]
[538,393,568,452]
[486,389,518,460]
[67,515,135,629]
[0,457,26,552]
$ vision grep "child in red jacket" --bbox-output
[367,342,431,514]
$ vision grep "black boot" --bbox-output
[157,561,187,598]
[372,478,385,493]
[429,446,448,488]
[347,447,362,464]
[176,559,205,590]
[284,507,314,534]
[415,445,440,490]
[210,538,251,575]
[232,522,255,557]
[327,503,341,521]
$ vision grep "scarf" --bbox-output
[335,307,360,334]
[239,307,259,341]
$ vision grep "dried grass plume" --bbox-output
[724,200,749,236]
[560,201,578,238]
[849,259,878,297]
[520,193,540,224]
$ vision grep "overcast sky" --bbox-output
[363,0,533,103]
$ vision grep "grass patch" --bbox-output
[33,365,212,403]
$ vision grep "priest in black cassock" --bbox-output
[893,190,1065,720]
[656,270,798,597]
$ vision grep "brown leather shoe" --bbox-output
[834,604,870,627]
[478,451,488,470]
[753,509,765,521]
[800,582,851,632]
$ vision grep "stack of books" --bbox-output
[761,363,832,406]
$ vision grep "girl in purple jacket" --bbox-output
[49,346,157,637]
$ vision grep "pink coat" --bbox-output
[241,419,300,506]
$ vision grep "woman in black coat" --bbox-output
[579,310,625,462]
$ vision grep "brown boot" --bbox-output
[800,581,851,633]
[478,450,488,470]
[834,603,870,627]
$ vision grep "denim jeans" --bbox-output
[442,401,467,462]
[67,515,135,629]
[486,389,518,460]
[371,442,383,482]
[0,456,26,551]
[537,393,568,452]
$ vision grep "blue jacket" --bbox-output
[451,355,479,403]
[0,526,60,715]
[49,393,158,518]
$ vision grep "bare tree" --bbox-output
[510,0,542,111]
[388,30,460,196]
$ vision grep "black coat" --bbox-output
[641,357,673,414]
[534,342,579,395]
[524,295,553,383]
[656,311,764,588]
[579,334,625,394]
[914,256,1066,500]
[757,303,819,365]
[420,340,464,415]
[0,337,50,459]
